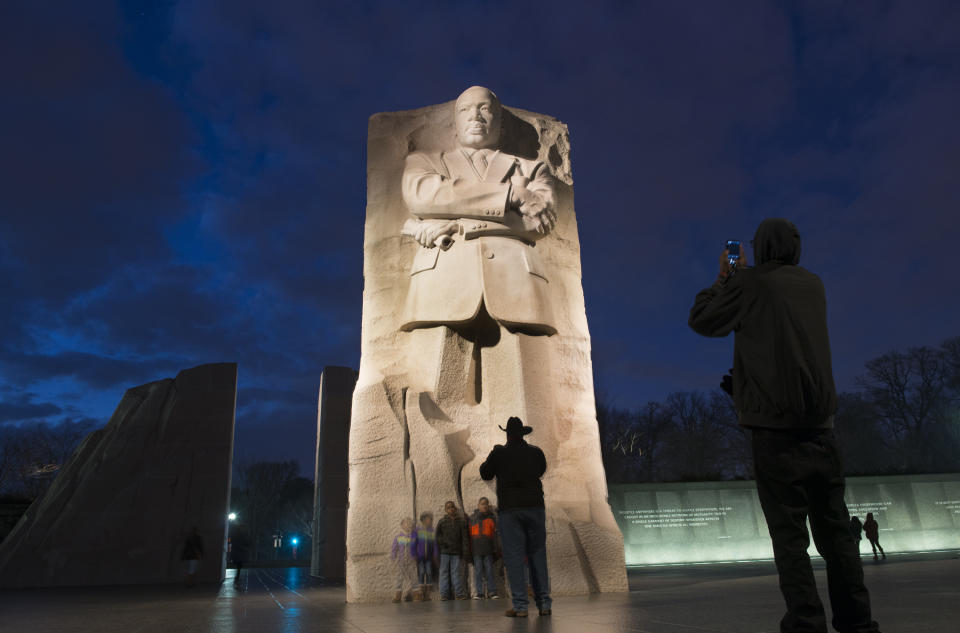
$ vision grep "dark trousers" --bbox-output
[499,507,551,612]
[752,429,880,633]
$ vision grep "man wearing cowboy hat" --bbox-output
[479,416,552,618]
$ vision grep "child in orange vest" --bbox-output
[468,497,500,599]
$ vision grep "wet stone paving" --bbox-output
[0,552,956,633]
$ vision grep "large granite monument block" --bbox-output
[346,87,627,602]
[0,363,237,587]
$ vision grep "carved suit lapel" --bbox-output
[484,150,517,183]
[441,150,476,181]
[441,149,517,183]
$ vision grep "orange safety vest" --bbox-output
[470,516,496,540]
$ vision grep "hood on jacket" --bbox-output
[753,218,801,266]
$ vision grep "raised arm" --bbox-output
[479,445,501,481]
[402,152,511,220]
[688,275,748,338]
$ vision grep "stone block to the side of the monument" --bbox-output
[0,363,236,588]
[311,366,357,580]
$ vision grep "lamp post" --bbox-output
[227,513,237,560]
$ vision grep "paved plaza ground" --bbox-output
[0,551,956,633]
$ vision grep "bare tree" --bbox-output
[942,336,960,395]
[855,345,953,472]
[234,460,299,561]
[708,389,752,479]
[279,476,314,557]
[597,400,642,483]
[664,391,736,481]
[0,429,19,495]
[833,392,890,475]
[0,421,97,499]
[630,402,674,483]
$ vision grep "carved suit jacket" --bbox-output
[400,148,556,334]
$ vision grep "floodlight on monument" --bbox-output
[228,512,237,521]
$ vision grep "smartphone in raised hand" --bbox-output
[726,240,741,269]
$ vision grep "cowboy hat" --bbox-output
[498,416,533,435]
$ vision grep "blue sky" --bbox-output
[1,0,958,472]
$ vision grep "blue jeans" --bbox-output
[438,553,465,598]
[499,507,551,612]
[473,553,495,596]
[417,559,433,585]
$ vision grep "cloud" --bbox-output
[0,395,63,425]
[1,0,958,471]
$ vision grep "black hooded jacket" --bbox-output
[688,219,838,429]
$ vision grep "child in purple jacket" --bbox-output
[390,517,417,602]
[414,511,438,600]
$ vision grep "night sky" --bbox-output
[2,1,958,474]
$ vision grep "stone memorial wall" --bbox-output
[610,474,960,565]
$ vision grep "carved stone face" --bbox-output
[455,86,501,149]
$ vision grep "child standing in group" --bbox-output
[435,500,469,600]
[415,511,437,600]
[390,517,418,602]
[469,497,500,599]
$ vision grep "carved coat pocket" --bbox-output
[410,246,440,276]
[523,247,548,282]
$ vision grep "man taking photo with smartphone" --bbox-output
[688,218,881,633]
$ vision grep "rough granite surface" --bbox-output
[0,363,237,587]
[346,95,627,602]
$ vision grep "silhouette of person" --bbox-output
[849,516,863,552]
[863,513,886,560]
[230,523,251,589]
[689,219,881,633]
[181,526,205,587]
[479,416,551,618]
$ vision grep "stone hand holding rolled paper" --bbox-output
[402,218,458,250]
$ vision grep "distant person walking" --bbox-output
[181,526,204,587]
[863,513,886,560]
[689,219,881,633]
[849,516,863,554]
[230,523,251,589]
[479,416,552,618]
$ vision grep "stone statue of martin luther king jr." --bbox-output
[400,86,559,335]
